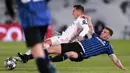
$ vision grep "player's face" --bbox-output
[72,8,81,19]
[100,28,111,40]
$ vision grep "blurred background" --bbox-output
[0,0,130,73]
[0,0,130,41]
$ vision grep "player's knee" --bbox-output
[31,43,43,58]
[43,39,52,48]
[43,43,50,49]
[66,52,78,59]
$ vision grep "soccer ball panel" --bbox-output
[4,57,16,70]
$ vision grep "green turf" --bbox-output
[0,40,130,73]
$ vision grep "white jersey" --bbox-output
[50,17,90,45]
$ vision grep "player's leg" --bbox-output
[50,52,77,62]
[69,52,84,62]
[50,51,84,62]
[17,52,32,63]
[23,26,57,73]
[17,36,60,63]
[36,25,57,73]
[50,42,84,62]
[17,35,53,63]
[17,28,66,63]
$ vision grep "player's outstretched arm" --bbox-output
[109,54,127,70]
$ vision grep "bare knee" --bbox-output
[43,39,52,48]
[66,51,78,59]
[31,43,44,58]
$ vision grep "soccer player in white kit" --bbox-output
[17,5,92,63]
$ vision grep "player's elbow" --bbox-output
[114,58,120,64]
[79,25,89,37]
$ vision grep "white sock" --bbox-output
[25,49,31,55]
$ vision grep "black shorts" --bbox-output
[61,42,84,62]
[23,25,48,47]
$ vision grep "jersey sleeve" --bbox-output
[77,17,89,37]
[106,45,114,55]
[79,24,89,37]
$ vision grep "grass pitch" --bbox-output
[0,40,130,73]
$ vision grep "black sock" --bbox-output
[28,54,33,59]
[22,54,33,62]
[36,57,49,73]
[36,57,57,73]
[44,49,49,58]
[26,49,48,61]
[51,54,68,62]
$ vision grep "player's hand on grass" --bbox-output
[121,67,127,70]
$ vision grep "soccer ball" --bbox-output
[4,57,17,70]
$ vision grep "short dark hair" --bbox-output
[73,5,84,12]
[104,27,113,36]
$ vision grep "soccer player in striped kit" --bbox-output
[46,16,127,70]
[16,0,57,73]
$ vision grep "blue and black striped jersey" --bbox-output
[16,0,51,28]
[80,33,114,58]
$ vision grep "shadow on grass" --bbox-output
[0,68,37,71]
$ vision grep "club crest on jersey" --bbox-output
[82,20,87,24]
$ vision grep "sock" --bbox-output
[36,57,57,73]
[28,54,33,59]
[22,54,33,62]
[63,53,69,60]
[36,57,49,73]
[44,49,49,58]
[24,49,47,61]
[51,54,68,62]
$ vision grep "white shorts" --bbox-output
[49,36,70,46]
